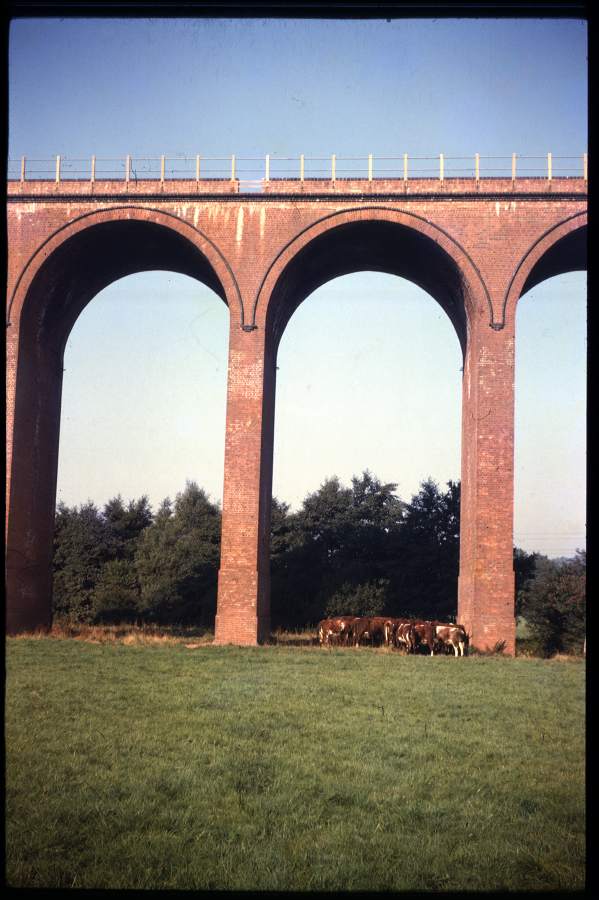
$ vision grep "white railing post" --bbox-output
[403,153,408,182]
[265,154,270,182]
[331,154,336,181]
[547,152,552,181]
[512,153,517,182]
[91,155,96,183]
[368,153,373,181]
[583,152,587,183]
[20,156,26,182]
[475,153,480,183]
[196,154,201,181]
[55,155,61,183]
[439,153,444,182]
[125,155,130,183]
[160,154,165,183]
[231,154,236,181]
[300,154,305,181]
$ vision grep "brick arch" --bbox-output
[6,206,237,635]
[250,206,493,346]
[501,211,587,327]
[7,205,243,330]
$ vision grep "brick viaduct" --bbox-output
[6,174,587,653]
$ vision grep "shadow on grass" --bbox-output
[268,630,319,648]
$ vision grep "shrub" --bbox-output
[324,578,390,618]
[519,551,586,656]
[91,559,143,624]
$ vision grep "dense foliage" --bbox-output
[53,482,220,626]
[517,550,586,656]
[52,473,585,649]
[270,473,459,627]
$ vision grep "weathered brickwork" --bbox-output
[6,177,587,651]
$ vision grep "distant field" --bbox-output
[6,638,585,891]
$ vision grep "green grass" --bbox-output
[6,639,585,891]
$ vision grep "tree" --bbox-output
[134,481,221,625]
[390,478,460,620]
[91,558,143,623]
[346,471,406,562]
[103,495,153,560]
[513,547,542,616]
[270,472,406,628]
[324,578,390,618]
[519,550,586,655]
[270,497,295,560]
[52,501,114,622]
[296,476,355,563]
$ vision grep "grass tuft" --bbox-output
[11,620,215,646]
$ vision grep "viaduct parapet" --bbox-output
[6,173,587,653]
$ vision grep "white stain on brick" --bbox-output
[260,206,266,239]
[465,352,471,400]
[236,207,244,243]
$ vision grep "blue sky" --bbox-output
[8,17,587,557]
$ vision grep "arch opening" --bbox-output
[14,219,228,354]
[57,270,229,510]
[7,219,231,634]
[514,270,586,563]
[520,225,587,297]
[270,270,463,629]
[265,219,471,354]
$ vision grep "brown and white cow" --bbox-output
[394,621,417,653]
[336,616,361,645]
[383,618,398,647]
[318,618,340,646]
[434,623,469,656]
[381,618,413,652]
[318,616,359,647]
[411,620,437,655]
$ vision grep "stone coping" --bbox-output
[7,176,587,198]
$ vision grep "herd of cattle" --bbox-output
[317,616,469,656]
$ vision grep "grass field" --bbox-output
[6,635,585,891]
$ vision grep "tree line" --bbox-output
[52,472,585,654]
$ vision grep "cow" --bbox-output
[349,617,368,646]
[411,620,436,655]
[318,616,359,647]
[381,617,413,652]
[318,618,340,647]
[394,621,417,653]
[434,623,469,656]
[335,615,361,645]
[384,618,398,647]
[350,616,388,647]
[369,616,394,646]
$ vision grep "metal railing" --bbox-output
[7,153,588,188]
